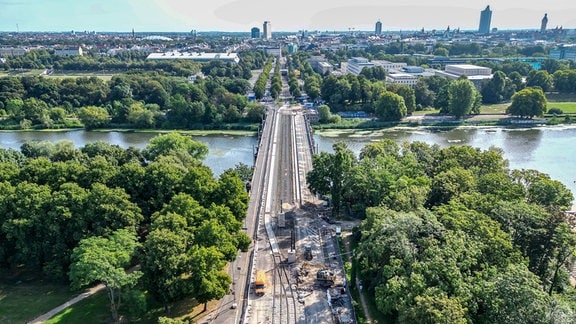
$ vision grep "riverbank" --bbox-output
[0,128,258,137]
[312,112,576,131]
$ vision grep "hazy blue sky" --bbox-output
[1,0,575,32]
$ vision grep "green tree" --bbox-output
[189,245,231,312]
[317,104,332,123]
[69,228,142,323]
[307,142,356,216]
[77,106,110,130]
[243,103,265,123]
[481,70,507,104]
[374,91,407,121]
[526,70,553,92]
[143,132,208,162]
[387,84,416,114]
[142,225,194,313]
[447,78,478,118]
[507,87,547,118]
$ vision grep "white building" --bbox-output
[264,47,282,57]
[263,21,272,40]
[386,72,419,86]
[0,47,27,57]
[54,46,83,56]
[309,56,333,74]
[445,64,491,77]
[435,64,492,88]
[346,57,374,75]
[147,52,240,63]
[372,60,407,71]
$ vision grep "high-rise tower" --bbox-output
[478,5,492,34]
[541,13,548,33]
[251,27,261,39]
[263,21,272,40]
[375,20,382,35]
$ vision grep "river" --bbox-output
[0,127,574,202]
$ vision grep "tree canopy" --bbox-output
[308,139,576,322]
[0,133,250,321]
[507,87,548,118]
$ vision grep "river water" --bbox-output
[0,126,574,202]
[315,126,576,202]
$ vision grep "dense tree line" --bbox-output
[2,49,197,76]
[285,56,302,98]
[269,63,282,99]
[253,57,274,99]
[0,133,250,322]
[307,140,576,322]
[1,47,267,75]
[0,69,266,130]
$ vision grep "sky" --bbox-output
[0,0,575,33]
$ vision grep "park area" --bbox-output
[0,271,76,323]
[0,69,115,81]
[0,268,224,324]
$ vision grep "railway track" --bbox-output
[246,57,310,324]
[271,255,298,324]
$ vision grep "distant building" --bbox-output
[346,57,374,75]
[436,64,492,88]
[372,60,407,71]
[288,43,298,54]
[386,72,418,86]
[550,46,576,61]
[478,5,492,34]
[263,21,272,40]
[263,47,282,57]
[375,20,382,35]
[309,56,334,74]
[541,14,548,33]
[251,27,261,39]
[147,52,240,63]
[54,46,83,56]
[0,47,27,57]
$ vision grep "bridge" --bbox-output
[210,58,355,324]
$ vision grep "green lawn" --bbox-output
[547,102,576,114]
[474,102,576,115]
[45,291,110,324]
[0,275,76,324]
[0,69,45,77]
[479,103,509,114]
[43,289,217,323]
[46,73,114,81]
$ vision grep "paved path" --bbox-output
[27,284,105,324]
[342,233,373,324]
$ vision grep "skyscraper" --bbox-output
[478,5,492,34]
[251,27,260,39]
[541,13,548,33]
[263,21,272,40]
[375,20,382,35]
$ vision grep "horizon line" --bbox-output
[0,27,569,34]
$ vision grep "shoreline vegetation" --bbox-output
[0,112,575,136]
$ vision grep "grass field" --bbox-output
[0,69,45,77]
[46,73,115,81]
[0,274,76,324]
[45,291,110,324]
[43,289,220,323]
[547,102,576,113]
[0,69,115,81]
[477,102,576,115]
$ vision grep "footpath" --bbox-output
[27,284,105,324]
[342,232,373,324]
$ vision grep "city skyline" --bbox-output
[0,0,575,32]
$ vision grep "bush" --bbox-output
[548,107,564,115]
